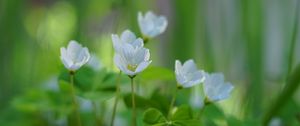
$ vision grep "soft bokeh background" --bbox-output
[1,0,300,125]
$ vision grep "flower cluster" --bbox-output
[58,10,234,125]
[175,59,234,104]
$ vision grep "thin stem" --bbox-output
[92,101,100,126]
[197,104,206,119]
[70,73,82,126]
[99,102,105,124]
[168,87,178,119]
[110,71,122,126]
[287,0,300,76]
[130,76,137,126]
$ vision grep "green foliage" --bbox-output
[201,104,225,126]
[140,66,175,81]
[58,66,129,102]
[2,0,300,125]
[11,88,72,116]
[202,104,224,120]
[123,90,170,115]
[143,108,167,125]
[123,93,161,110]
[143,105,200,126]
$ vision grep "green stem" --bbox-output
[196,104,206,119]
[99,102,106,124]
[287,0,300,76]
[197,97,211,119]
[168,86,178,119]
[70,73,82,126]
[262,64,300,125]
[130,76,136,126]
[110,71,122,126]
[92,101,100,126]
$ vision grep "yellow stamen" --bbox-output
[127,64,138,72]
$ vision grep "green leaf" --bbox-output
[58,67,96,92]
[169,105,201,126]
[123,93,160,109]
[226,116,242,126]
[171,105,193,121]
[140,66,175,81]
[74,66,96,91]
[143,108,167,125]
[59,68,119,102]
[58,80,72,93]
[11,90,49,112]
[150,90,170,115]
[203,104,225,120]
[11,88,72,115]
[201,104,226,126]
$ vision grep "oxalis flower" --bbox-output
[60,40,90,71]
[175,59,206,88]
[138,11,168,38]
[112,30,144,53]
[203,73,234,102]
[114,43,152,76]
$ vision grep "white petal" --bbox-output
[214,82,234,101]
[60,40,91,71]
[156,16,168,34]
[69,64,81,71]
[120,43,135,64]
[176,74,186,86]
[67,40,83,60]
[182,80,200,88]
[111,34,121,51]
[60,47,73,69]
[190,70,206,84]
[175,59,205,88]
[78,47,90,65]
[145,11,155,20]
[135,60,152,74]
[175,60,182,74]
[133,48,149,64]
[204,73,233,102]
[121,30,136,44]
[131,38,144,48]
[61,57,72,70]
[114,53,136,76]
[182,59,198,73]
[114,54,127,73]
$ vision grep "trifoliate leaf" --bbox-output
[143,108,167,124]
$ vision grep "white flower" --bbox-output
[138,11,168,38]
[60,40,90,71]
[175,59,206,88]
[203,73,234,102]
[114,43,152,76]
[111,30,144,53]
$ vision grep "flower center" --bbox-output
[127,64,138,72]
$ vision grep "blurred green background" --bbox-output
[0,0,300,125]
